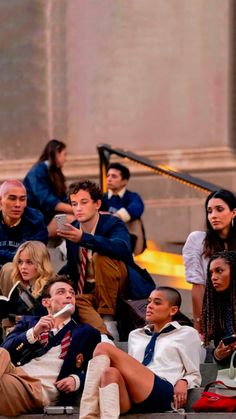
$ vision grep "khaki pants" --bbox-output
[77,254,127,334]
[0,263,16,334]
[0,348,44,416]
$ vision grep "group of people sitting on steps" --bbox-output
[0,139,235,417]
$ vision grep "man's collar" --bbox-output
[1,214,22,228]
[80,213,99,235]
[108,187,126,199]
[144,320,180,334]
[53,316,72,332]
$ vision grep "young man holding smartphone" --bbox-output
[57,180,133,341]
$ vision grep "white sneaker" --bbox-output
[104,320,120,341]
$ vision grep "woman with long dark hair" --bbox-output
[23,139,74,236]
[202,250,236,364]
[182,189,236,332]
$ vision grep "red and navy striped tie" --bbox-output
[39,330,71,359]
[78,247,88,294]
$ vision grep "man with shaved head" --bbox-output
[0,179,48,268]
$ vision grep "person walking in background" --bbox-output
[23,139,74,237]
[202,250,236,366]
[0,180,48,268]
[101,162,146,255]
[79,286,201,418]
[182,189,236,333]
[0,241,54,336]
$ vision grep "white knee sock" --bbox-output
[79,355,110,419]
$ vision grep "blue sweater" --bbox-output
[0,207,48,267]
[23,161,68,224]
[102,189,144,220]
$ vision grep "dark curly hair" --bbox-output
[67,180,102,203]
[202,250,236,345]
[203,189,236,258]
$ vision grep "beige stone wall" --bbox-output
[0,0,235,251]
[66,0,231,154]
[0,0,232,158]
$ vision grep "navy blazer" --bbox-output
[102,189,144,220]
[1,315,100,401]
[65,213,133,292]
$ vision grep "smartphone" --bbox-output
[222,335,236,346]
[55,214,70,230]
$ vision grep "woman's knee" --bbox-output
[93,342,115,357]
[100,367,121,387]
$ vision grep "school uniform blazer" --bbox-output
[102,189,144,220]
[65,213,134,291]
[1,315,101,389]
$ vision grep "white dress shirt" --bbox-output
[182,231,209,285]
[128,321,201,388]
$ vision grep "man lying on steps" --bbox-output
[0,275,100,416]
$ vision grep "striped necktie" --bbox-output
[142,324,175,366]
[59,330,72,359]
[39,330,71,359]
[78,247,88,294]
[39,331,51,347]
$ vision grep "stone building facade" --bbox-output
[0,0,235,251]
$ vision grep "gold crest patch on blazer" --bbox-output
[76,353,84,368]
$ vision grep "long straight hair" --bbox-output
[37,139,66,197]
[203,189,236,257]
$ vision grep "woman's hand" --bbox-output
[214,340,236,361]
[173,379,188,409]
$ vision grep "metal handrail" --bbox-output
[97,143,221,193]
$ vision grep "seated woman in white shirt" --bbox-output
[79,286,202,418]
[182,189,236,333]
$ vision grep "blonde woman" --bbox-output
[0,241,54,335]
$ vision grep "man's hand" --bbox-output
[55,376,76,393]
[173,379,188,409]
[33,314,55,339]
[57,224,83,243]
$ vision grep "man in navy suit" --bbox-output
[101,162,146,255]
[57,180,133,341]
[0,275,100,416]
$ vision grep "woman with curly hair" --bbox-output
[182,189,236,332]
[0,241,54,335]
[202,250,236,364]
[23,139,74,236]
